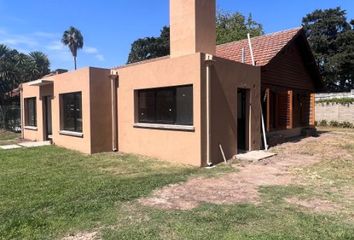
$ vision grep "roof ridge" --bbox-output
[216,26,303,47]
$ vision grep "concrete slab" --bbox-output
[236,150,277,162]
[0,144,22,150]
[18,141,51,148]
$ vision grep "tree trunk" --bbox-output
[74,56,77,70]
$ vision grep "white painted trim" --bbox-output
[28,79,53,87]
[134,123,195,131]
[59,130,83,138]
[24,126,38,131]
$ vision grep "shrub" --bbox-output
[340,121,354,128]
[318,120,328,127]
[329,121,340,127]
[316,97,354,105]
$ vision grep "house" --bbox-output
[216,28,322,143]
[20,0,319,166]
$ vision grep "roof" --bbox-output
[215,27,303,66]
[113,56,170,70]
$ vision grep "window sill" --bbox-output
[59,130,84,138]
[24,126,38,131]
[134,123,195,131]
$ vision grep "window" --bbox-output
[137,85,193,125]
[25,97,36,127]
[61,92,82,132]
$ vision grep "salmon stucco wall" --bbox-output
[22,67,111,154]
[205,56,262,165]
[47,68,92,154]
[170,0,216,57]
[89,68,113,153]
[22,84,43,141]
[116,53,203,166]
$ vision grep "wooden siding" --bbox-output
[261,40,316,91]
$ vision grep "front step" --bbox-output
[235,150,277,162]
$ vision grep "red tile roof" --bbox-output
[216,27,303,66]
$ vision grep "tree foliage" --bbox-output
[216,12,263,45]
[0,44,50,128]
[0,44,50,100]
[127,26,170,64]
[62,26,84,70]
[127,12,263,64]
[302,7,354,92]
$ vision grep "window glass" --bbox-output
[61,92,82,132]
[25,98,36,127]
[137,85,193,126]
[176,86,193,125]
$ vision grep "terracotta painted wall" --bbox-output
[116,53,203,166]
[206,56,262,164]
[89,68,113,153]
[21,67,111,154]
[22,84,43,141]
[47,68,92,154]
[170,0,216,57]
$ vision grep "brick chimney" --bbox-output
[170,0,216,58]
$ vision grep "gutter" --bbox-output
[19,84,24,139]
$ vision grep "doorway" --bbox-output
[237,89,249,151]
[43,96,52,140]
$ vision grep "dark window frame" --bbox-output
[60,92,83,133]
[137,85,193,126]
[24,97,37,127]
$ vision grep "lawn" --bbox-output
[0,129,353,240]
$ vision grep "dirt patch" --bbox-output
[62,231,98,240]
[286,197,341,213]
[140,132,353,210]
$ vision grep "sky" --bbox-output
[0,0,353,71]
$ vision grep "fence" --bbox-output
[0,104,21,132]
[315,90,354,125]
[316,90,354,101]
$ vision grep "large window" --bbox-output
[137,85,193,125]
[25,97,36,127]
[61,92,82,132]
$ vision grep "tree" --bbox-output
[29,51,50,80]
[127,26,170,64]
[302,7,354,91]
[61,26,84,70]
[126,12,263,64]
[0,44,51,129]
[217,12,263,44]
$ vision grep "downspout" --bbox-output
[19,84,24,139]
[110,71,118,152]
[247,33,269,151]
[205,54,215,167]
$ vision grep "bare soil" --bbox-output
[140,131,353,210]
[62,231,98,240]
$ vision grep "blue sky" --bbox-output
[0,0,353,71]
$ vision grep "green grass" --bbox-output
[0,130,353,240]
[100,202,353,240]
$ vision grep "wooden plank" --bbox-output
[287,90,294,129]
[266,88,270,132]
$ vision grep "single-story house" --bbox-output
[20,0,320,166]
[216,28,322,143]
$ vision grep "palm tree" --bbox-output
[61,26,84,70]
[29,51,50,79]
